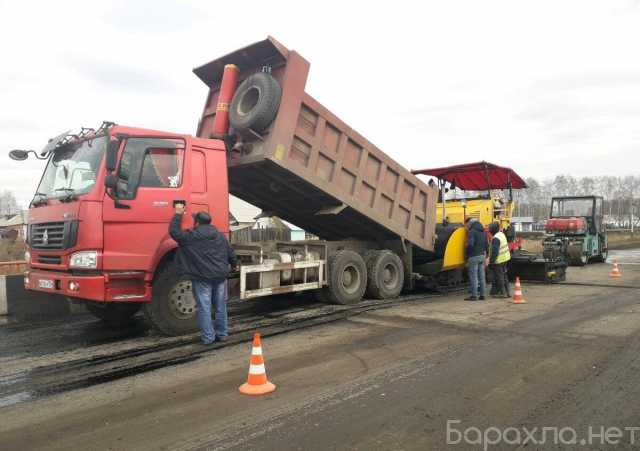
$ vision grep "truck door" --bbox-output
[102,136,190,271]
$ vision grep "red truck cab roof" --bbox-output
[110,124,221,149]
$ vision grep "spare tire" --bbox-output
[229,72,282,133]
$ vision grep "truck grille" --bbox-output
[29,221,78,250]
[37,255,63,265]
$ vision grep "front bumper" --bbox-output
[24,269,151,302]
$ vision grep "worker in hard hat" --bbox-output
[488,221,511,298]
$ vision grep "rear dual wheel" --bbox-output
[314,249,404,305]
[365,250,404,300]
[317,250,368,305]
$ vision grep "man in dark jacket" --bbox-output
[465,219,488,301]
[170,203,237,345]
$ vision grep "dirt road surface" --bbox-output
[1,254,639,450]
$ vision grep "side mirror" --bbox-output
[106,140,119,172]
[105,174,131,210]
[105,174,118,189]
[9,150,29,161]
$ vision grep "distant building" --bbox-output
[287,223,306,241]
[229,196,313,243]
[0,212,27,240]
[510,216,535,232]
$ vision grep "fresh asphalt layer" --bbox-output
[0,254,639,450]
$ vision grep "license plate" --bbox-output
[38,279,55,289]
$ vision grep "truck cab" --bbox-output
[20,123,229,333]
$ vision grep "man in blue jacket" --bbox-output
[465,218,488,301]
[170,203,237,345]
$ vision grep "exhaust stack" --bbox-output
[211,64,239,136]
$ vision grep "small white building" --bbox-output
[510,216,535,232]
[286,223,306,241]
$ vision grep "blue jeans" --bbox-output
[192,279,227,344]
[467,255,487,298]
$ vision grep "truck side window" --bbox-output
[140,148,184,188]
[116,138,185,199]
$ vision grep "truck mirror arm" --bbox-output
[105,139,120,171]
[9,149,49,161]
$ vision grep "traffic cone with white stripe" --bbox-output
[512,277,526,304]
[239,333,276,396]
[609,260,622,278]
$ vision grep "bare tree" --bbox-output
[579,176,596,196]
[0,190,20,216]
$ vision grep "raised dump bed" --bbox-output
[194,37,437,252]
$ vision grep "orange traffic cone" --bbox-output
[239,333,276,396]
[609,260,622,278]
[512,277,526,304]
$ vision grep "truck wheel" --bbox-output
[85,302,142,324]
[594,249,609,263]
[229,72,282,133]
[324,250,367,305]
[365,250,404,299]
[144,263,199,336]
[569,253,588,266]
[567,244,587,266]
[576,253,588,266]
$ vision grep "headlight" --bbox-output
[69,251,98,269]
[24,250,31,262]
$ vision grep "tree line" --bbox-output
[512,175,640,226]
[1,173,639,227]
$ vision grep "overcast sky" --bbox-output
[2,0,640,215]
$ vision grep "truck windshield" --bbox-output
[35,136,107,199]
[551,198,594,217]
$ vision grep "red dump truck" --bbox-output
[11,37,438,335]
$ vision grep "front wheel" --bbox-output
[143,262,199,336]
[575,253,588,266]
[85,302,142,324]
[594,248,608,263]
[568,244,588,266]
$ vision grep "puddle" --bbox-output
[608,249,640,265]
[0,391,31,408]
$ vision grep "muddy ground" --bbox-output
[1,252,639,450]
